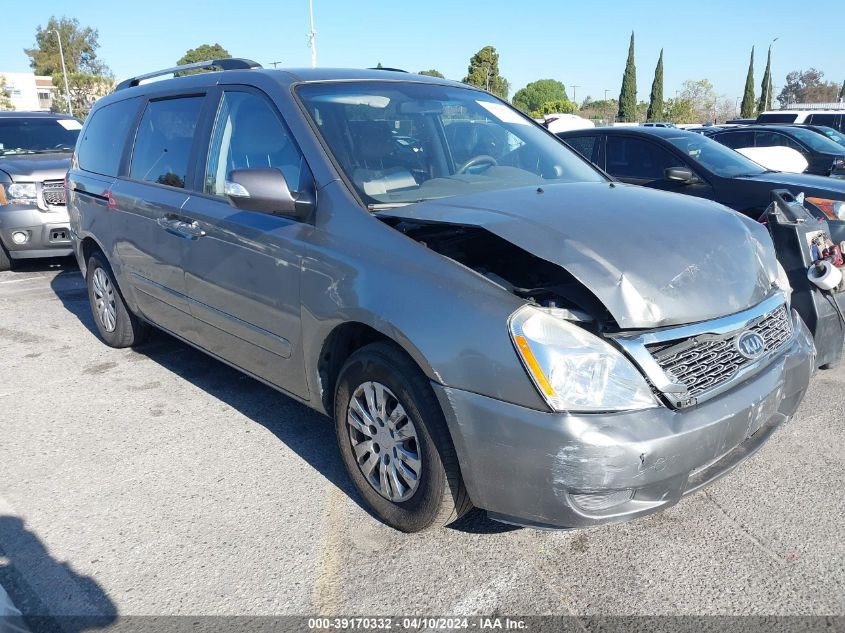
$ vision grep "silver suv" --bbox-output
[68,60,815,532]
[0,111,80,270]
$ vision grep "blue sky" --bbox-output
[4,0,843,106]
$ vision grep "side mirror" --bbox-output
[664,166,696,183]
[225,168,313,218]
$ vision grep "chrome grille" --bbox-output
[648,305,792,399]
[42,180,66,207]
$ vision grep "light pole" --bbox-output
[51,29,72,116]
[766,37,778,110]
[307,0,317,68]
[604,89,610,123]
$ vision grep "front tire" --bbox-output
[86,252,147,348]
[334,342,472,532]
[0,242,14,272]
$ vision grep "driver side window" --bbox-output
[205,91,302,198]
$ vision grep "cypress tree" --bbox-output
[646,49,664,122]
[740,47,755,118]
[758,46,772,113]
[617,31,638,122]
[839,80,845,101]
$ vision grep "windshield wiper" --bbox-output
[368,202,418,211]
[32,148,73,154]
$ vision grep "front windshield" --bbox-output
[817,126,845,147]
[664,133,767,178]
[0,118,81,156]
[296,81,604,206]
[787,126,845,152]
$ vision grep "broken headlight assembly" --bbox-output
[509,305,658,413]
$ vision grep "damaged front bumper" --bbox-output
[434,311,815,529]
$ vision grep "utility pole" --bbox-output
[307,0,317,68]
[269,61,282,68]
[571,85,580,105]
[51,29,72,116]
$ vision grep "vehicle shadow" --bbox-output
[7,256,77,275]
[0,516,116,632]
[51,270,515,534]
[48,274,516,535]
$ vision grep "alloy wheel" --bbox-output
[92,267,117,333]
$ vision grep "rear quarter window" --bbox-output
[77,98,141,177]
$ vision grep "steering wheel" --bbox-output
[456,154,498,174]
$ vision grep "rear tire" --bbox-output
[334,341,472,532]
[86,251,147,348]
[0,242,14,272]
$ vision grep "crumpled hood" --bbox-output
[381,182,778,329]
[0,153,71,181]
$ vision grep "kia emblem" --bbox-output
[736,331,766,360]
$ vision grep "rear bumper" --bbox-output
[0,204,72,258]
[435,311,815,529]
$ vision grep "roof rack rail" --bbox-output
[367,67,408,73]
[115,58,262,91]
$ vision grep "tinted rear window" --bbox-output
[562,135,597,162]
[77,98,140,177]
[714,130,753,149]
[807,114,841,128]
[130,97,204,189]
[756,113,798,124]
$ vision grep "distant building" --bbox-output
[0,72,57,111]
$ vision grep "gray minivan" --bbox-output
[68,60,815,532]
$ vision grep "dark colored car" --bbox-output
[558,126,845,221]
[68,60,813,532]
[0,111,81,270]
[705,125,845,178]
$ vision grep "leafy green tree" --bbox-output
[680,78,716,123]
[740,47,755,118]
[175,43,231,76]
[777,68,841,107]
[463,45,509,99]
[418,69,444,78]
[617,31,637,122]
[24,16,113,116]
[757,46,773,112]
[664,98,695,124]
[531,99,578,118]
[512,79,568,114]
[646,49,664,122]
[0,77,12,111]
[579,98,617,122]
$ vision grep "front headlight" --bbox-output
[509,305,658,413]
[805,196,845,221]
[0,182,37,205]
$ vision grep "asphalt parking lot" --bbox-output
[1,259,844,621]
